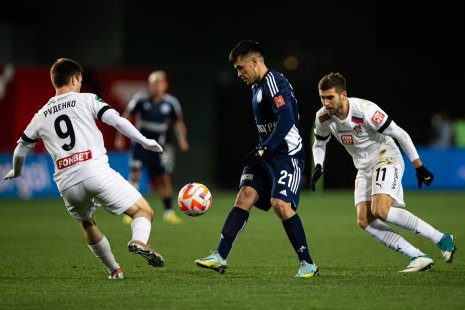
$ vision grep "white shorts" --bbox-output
[354,156,405,207]
[60,168,142,220]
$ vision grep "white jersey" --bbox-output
[20,92,115,191]
[314,97,401,171]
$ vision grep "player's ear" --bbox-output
[251,56,259,67]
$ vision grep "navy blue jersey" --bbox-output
[126,92,179,147]
[251,69,303,160]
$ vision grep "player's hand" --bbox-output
[242,146,267,166]
[142,139,163,153]
[415,165,434,189]
[3,169,18,180]
[310,164,323,191]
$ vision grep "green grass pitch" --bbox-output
[0,190,464,309]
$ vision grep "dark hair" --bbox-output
[50,58,83,88]
[229,40,264,64]
[318,72,347,93]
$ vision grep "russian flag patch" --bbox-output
[351,116,364,124]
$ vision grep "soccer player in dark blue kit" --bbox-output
[195,40,319,278]
[115,70,188,225]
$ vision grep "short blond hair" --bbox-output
[148,70,167,83]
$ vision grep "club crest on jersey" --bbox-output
[273,95,285,108]
[341,135,354,145]
[353,125,362,135]
[256,89,263,103]
[95,95,106,103]
[371,110,385,125]
[319,113,331,123]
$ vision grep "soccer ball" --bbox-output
[177,182,212,217]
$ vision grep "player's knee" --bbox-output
[370,205,388,220]
[271,199,294,220]
[80,216,97,230]
[128,197,154,221]
[235,186,257,210]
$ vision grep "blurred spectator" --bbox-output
[452,113,465,148]
[430,112,453,148]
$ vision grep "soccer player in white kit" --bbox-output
[311,72,456,272]
[3,58,165,279]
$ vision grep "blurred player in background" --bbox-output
[4,58,165,279]
[311,72,456,272]
[195,40,319,278]
[114,70,189,225]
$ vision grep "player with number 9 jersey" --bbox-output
[23,93,116,191]
[4,58,166,280]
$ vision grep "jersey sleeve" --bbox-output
[167,100,179,122]
[364,102,392,133]
[165,94,184,119]
[262,73,295,150]
[90,94,115,121]
[314,111,331,140]
[19,113,40,145]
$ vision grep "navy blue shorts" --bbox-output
[239,157,304,211]
[129,143,167,177]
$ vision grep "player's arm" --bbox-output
[174,119,189,152]
[263,107,294,151]
[114,110,132,150]
[382,120,419,163]
[311,119,331,191]
[382,120,434,188]
[102,108,163,153]
[3,139,35,180]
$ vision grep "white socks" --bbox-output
[87,235,120,272]
[365,219,425,258]
[386,207,443,243]
[131,217,151,244]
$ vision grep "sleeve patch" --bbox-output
[371,110,385,125]
[273,95,286,108]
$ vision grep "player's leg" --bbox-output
[268,158,318,278]
[79,216,124,279]
[371,157,455,262]
[356,168,432,272]
[151,154,183,224]
[123,197,164,267]
[271,198,319,278]
[195,185,256,273]
[195,166,259,273]
[154,174,182,224]
[87,169,164,268]
[61,182,122,279]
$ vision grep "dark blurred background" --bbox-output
[1,0,464,190]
